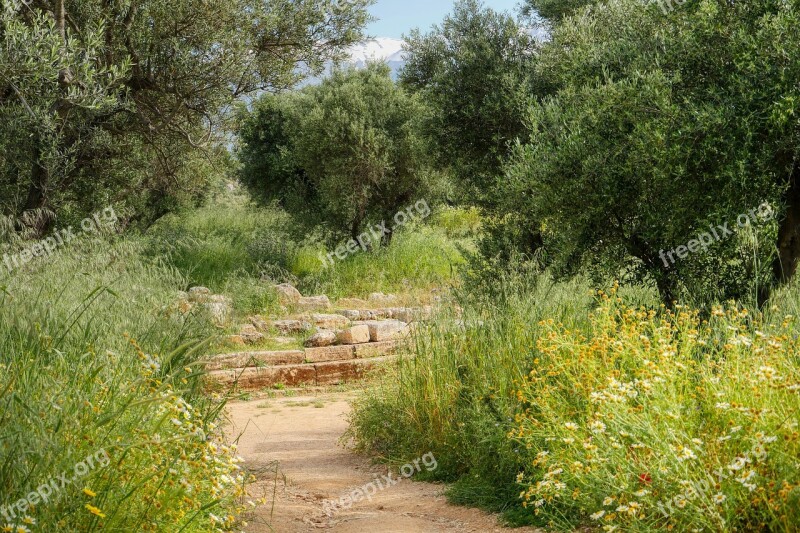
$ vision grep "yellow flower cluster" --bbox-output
[511,288,800,531]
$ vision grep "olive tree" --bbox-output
[0,0,373,231]
[504,0,799,304]
[239,64,440,243]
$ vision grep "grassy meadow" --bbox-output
[348,274,800,531]
[2,195,800,532]
[0,200,473,532]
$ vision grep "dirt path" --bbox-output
[226,392,538,533]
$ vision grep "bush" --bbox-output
[512,286,800,531]
[349,275,800,530]
[0,237,247,531]
[239,64,445,243]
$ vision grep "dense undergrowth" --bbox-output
[0,237,250,531]
[348,277,800,532]
[145,202,470,300]
[0,200,472,531]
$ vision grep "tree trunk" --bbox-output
[22,137,51,235]
[771,163,800,285]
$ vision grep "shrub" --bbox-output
[0,237,248,531]
[512,285,800,531]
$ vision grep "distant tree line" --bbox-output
[242,0,800,307]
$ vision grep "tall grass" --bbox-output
[348,273,800,530]
[302,225,466,299]
[146,205,468,301]
[0,236,248,531]
[347,273,606,521]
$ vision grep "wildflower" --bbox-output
[616,504,629,512]
[752,445,768,461]
[738,470,756,483]
[85,504,106,518]
[638,473,652,485]
[633,489,650,497]
[20,518,34,526]
[727,457,747,471]
[676,446,697,461]
[675,497,688,509]
[563,437,575,444]
[713,493,726,504]
[534,499,545,508]
[564,422,579,431]
[591,510,606,520]
[603,496,615,506]
[83,488,96,497]
[590,420,607,433]
[14,527,30,533]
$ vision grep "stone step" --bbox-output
[206,341,399,370]
[205,355,400,390]
[333,306,433,322]
[206,350,305,371]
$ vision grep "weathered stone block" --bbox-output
[336,325,371,345]
[355,320,409,342]
[304,344,355,363]
[275,283,301,304]
[304,329,337,347]
[311,313,350,329]
[239,324,265,344]
[298,295,332,310]
[272,319,312,334]
[353,340,399,358]
[206,350,305,370]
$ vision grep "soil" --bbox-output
[226,392,540,532]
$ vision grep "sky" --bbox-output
[366,0,523,39]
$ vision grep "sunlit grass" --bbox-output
[0,237,248,531]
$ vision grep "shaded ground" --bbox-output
[226,392,538,532]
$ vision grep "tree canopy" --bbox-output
[504,0,800,303]
[0,0,373,230]
[239,64,440,243]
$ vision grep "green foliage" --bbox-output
[523,0,598,21]
[0,236,247,531]
[401,0,533,201]
[240,64,443,242]
[502,0,800,304]
[347,273,606,524]
[304,225,466,298]
[0,0,373,229]
[144,201,465,301]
